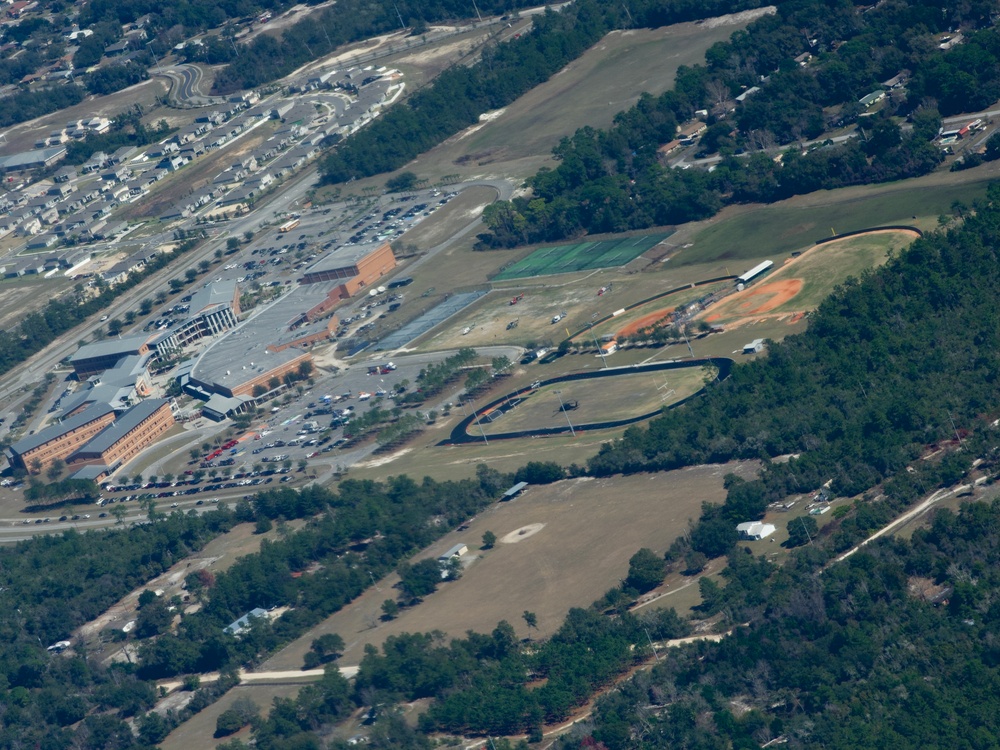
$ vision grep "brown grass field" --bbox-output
[260,462,758,670]
[335,11,767,197]
[159,684,303,750]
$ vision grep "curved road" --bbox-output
[444,357,732,444]
[157,64,227,108]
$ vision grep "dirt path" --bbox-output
[157,665,359,693]
[829,478,984,566]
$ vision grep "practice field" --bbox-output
[494,232,673,280]
[701,228,918,326]
[258,463,758,669]
[477,367,711,435]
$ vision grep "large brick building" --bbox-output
[68,398,175,473]
[7,404,115,474]
[298,241,395,297]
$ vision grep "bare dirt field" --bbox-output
[260,462,758,671]
[0,276,76,331]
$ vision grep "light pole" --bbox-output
[146,41,164,76]
[554,390,575,437]
[590,321,608,369]
[460,399,488,445]
[472,406,489,445]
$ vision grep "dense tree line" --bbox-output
[137,474,505,677]
[476,0,998,247]
[207,0,537,94]
[0,85,85,129]
[0,507,240,750]
[564,497,1000,749]
[84,62,149,95]
[317,0,780,185]
[587,188,1000,559]
[480,111,942,247]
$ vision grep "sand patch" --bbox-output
[355,448,412,468]
[500,523,545,544]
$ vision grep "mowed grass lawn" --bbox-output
[682,179,990,269]
[478,367,712,435]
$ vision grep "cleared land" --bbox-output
[260,463,757,669]
[478,368,711,435]
[0,276,76,331]
[494,232,674,280]
[160,684,303,750]
[390,13,770,186]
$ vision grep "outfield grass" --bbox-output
[700,228,917,326]
[771,231,916,313]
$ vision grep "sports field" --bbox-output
[477,367,711,435]
[701,228,918,326]
[494,232,673,280]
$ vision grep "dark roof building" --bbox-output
[70,334,150,378]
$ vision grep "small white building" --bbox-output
[438,543,468,579]
[743,338,765,355]
[736,522,776,541]
[439,543,468,561]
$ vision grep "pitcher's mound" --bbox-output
[500,523,546,544]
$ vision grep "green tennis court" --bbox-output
[494,232,674,280]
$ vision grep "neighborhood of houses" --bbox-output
[0,65,401,280]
